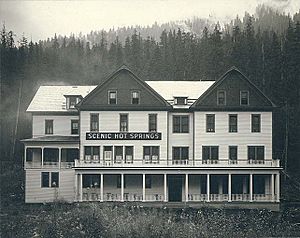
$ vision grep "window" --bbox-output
[71,120,79,134]
[125,146,133,163]
[202,146,219,160]
[251,114,261,132]
[120,114,128,132]
[173,115,189,133]
[143,146,159,163]
[108,90,117,104]
[240,91,249,105]
[217,90,226,105]
[84,146,100,161]
[131,91,140,104]
[172,147,189,164]
[114,146,123,163]
[174,97,187,105]
[149,114,157,132]
[145,175,152,189]
[229,114,238,133]
[248,146,264,162]
[45,120,53,134]
[229,146,238,162]
[43,148,59,164]
[103,146,113,161]
[206,114,215,132]
[41,172,59,188]
[67,96,81,109]
[90,114,99,132]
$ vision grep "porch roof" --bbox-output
[21,136,80,143]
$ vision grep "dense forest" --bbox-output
[0,4,299,192]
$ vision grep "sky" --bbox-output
[0,0,299,42]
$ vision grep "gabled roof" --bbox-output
[191,67,276,108]
[77,65,171,109]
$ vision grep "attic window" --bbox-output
[67,96,81,109]
[174,97,187,105]
[240,91,249,106]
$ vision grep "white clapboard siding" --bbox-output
[32,115,79,137]
[168,112,194,160]
[194,112,272,160]
[80,111,168,160]
[25,170,75,203]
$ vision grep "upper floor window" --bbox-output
[248,146,264,161]
[174,97,187,105]
[229,114,238,132]
[108,90,117,104]
[67,96,81,109]
[172,147,189,164]
[71,120,79,134]
[84,146,100,161]
[143,146,159,163]
[90,114,99,132]
[131,91,140,104]
[149,114,157,132]
[173,115,189,133]
[229,146,238,161]
[120,114,128,132]
[41,172,59,188]
[251,114,261,132]
[202,146,219,160]
[240,91,249,105]
[206,114,215,132]
[217,90,226,105]
[45,120,53,134]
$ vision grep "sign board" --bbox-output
[86,132,162,140]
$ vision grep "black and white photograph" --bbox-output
[0,0,300,237]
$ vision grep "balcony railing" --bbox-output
[75,159,280,168]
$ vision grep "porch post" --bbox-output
[207,174,210,202]
[74,173,78,201]
[228,173,232,202]
[79,174,83,202]
[185,174,189,202]
[271,174,274,202]
[121,174,124,202]
[100,174,104,202]
[164,174,167,202]
[250,174,253,202]
[58,148,61,170]
[276,173,280,202]
[142,174,146,202]
[41,147,44,168]
[24,146,27,168]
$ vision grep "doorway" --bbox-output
[168,175,183,202]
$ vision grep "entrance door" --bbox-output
[168,175,183,202]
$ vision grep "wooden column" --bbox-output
[228,174,232,202]
[250,174,253,202]
[58,148,61,170]
[207,174,210,202]
[121,174,124,202]
[164,174,167,202]
[100,174,104,202]
[185,174,189,202]
[271,174,274,202]
[79,174,83,202]
[276,173,280,202]
[41,147,44,168]
[142,174,146,202]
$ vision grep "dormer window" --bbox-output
[240,91,249,105]
[108,90,117,104]
[66,96,81,109]
[131,91,140,104]
[217,90,226,105]
[174,97,187,105]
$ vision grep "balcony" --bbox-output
[75,158,280,168]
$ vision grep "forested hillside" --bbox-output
[1,5,299,187]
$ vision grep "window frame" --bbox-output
[143,146,160,163]
[202,146,219,160]
[90,113,99,132]
[251,114,261,133]
[240,90,249,106]
[131,90,140,105]
[45,119,53,135]
[108,90,117,105]
[206,114,215,133]
[217,90,226,106]
[248,146,265,161]
[228,114,238,133]
[229,146,238,161]
[71,119,79,135]
[120,114,129,132]
[173,115,189,133]
[41,172,59,188]
[174,97,187,105]
[172,147,189,161]
[148,114,157,132]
